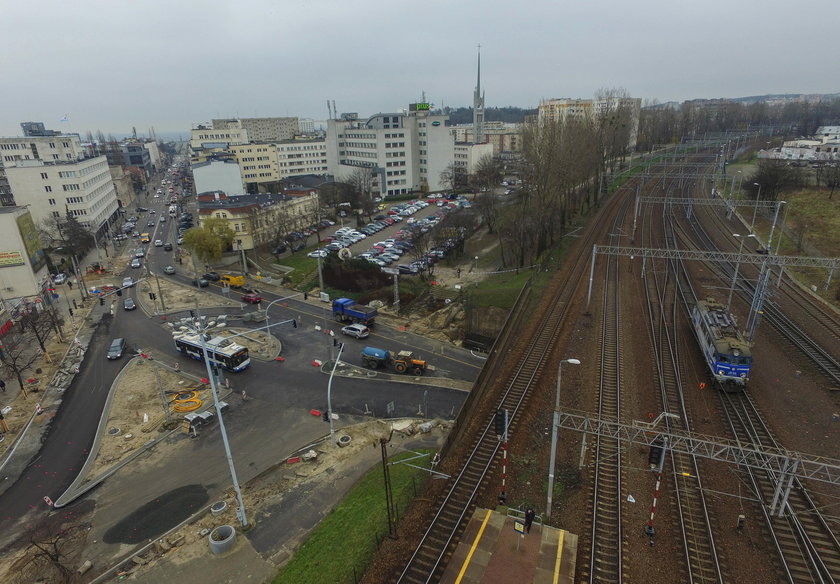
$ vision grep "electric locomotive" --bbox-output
[690,298,752,391]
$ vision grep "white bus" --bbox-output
[173,332,251,372]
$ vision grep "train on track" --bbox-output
[690,298,752,391]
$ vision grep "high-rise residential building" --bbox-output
[1,129,120,237]
[325,103,454,197]
[212,117,299,142]
[538,96,642,150]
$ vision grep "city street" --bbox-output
[0,182,478,561]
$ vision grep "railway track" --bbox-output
[720,392,840,582]
[586,223,625,583]
[670,186,840,580]
[636,203,725,583]
[683,207,840,387]
[395,177,634,583]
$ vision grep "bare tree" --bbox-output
[470,154,503,193]
[821,164,840,200]
[0,326,42,398]
[439,163,467,191]
[10,522,88,584]
[18,302,64,352]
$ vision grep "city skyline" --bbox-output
[2,0,838,137]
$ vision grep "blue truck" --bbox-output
[332,298,377,326]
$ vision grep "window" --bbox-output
[45,185,52,193]
[52,211,61,218]
[48,198,56,205]
[40,172,48,179]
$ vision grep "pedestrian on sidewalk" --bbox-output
[456,268,461,278]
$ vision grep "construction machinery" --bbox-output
[361,346,433,375]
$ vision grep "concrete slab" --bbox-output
[440,508,577,584]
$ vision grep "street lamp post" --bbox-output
[326,342,345,446]
[547,358,580,520]
[726,233,756,311]
[751,183,762,233]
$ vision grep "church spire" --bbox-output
[473,44,485,145]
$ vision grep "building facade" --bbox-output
[0,206,49,305]
[192,158,245,197]
[538,96,642,150]
[325,103,454,197]
[190,125,250,150]
[451,122,522,155]
[197,191,319,250]
[212,117,299,143]
[1,131,120,237]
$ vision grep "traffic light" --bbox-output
[494,410,506,436]
[189,310,196,318]
[68,308,73,317]
[149,293,156,300]
[99,297,104,306]
[116,289,122,296]
[322,410,330,422]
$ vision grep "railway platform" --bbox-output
[440,507,577,584]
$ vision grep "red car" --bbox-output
[242,293,263,304]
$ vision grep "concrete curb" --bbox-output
[54,357,231,507]
[0,301,107,487]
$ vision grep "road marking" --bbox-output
[455,508,493,584]
[553,529,565,584]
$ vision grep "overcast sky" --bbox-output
[2,0,838,138]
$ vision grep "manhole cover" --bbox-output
[108,427,121,436]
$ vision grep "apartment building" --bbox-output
[1,130,120,237]
[212,117,299,142]
[538,96,642,150]
[325,103,454,197]
[197,190,319,250]
[451,121,523,155]
[190,125,250,150]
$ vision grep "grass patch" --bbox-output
[470,269,532,309]
[273,450,432,584]
[275,251,319,288]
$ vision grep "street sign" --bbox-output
[382,267,399,275]
[514,521,525,534]
[43,496,53,506]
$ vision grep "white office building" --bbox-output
[1,133,119,237]
[326,103,454,197]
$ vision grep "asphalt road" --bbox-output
[0,189,479,556]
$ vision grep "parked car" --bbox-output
[163,265,176,275]
[242,293,263,304]
[107,338,126,360]
[123,297,136,311]
[341,323,370,339]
